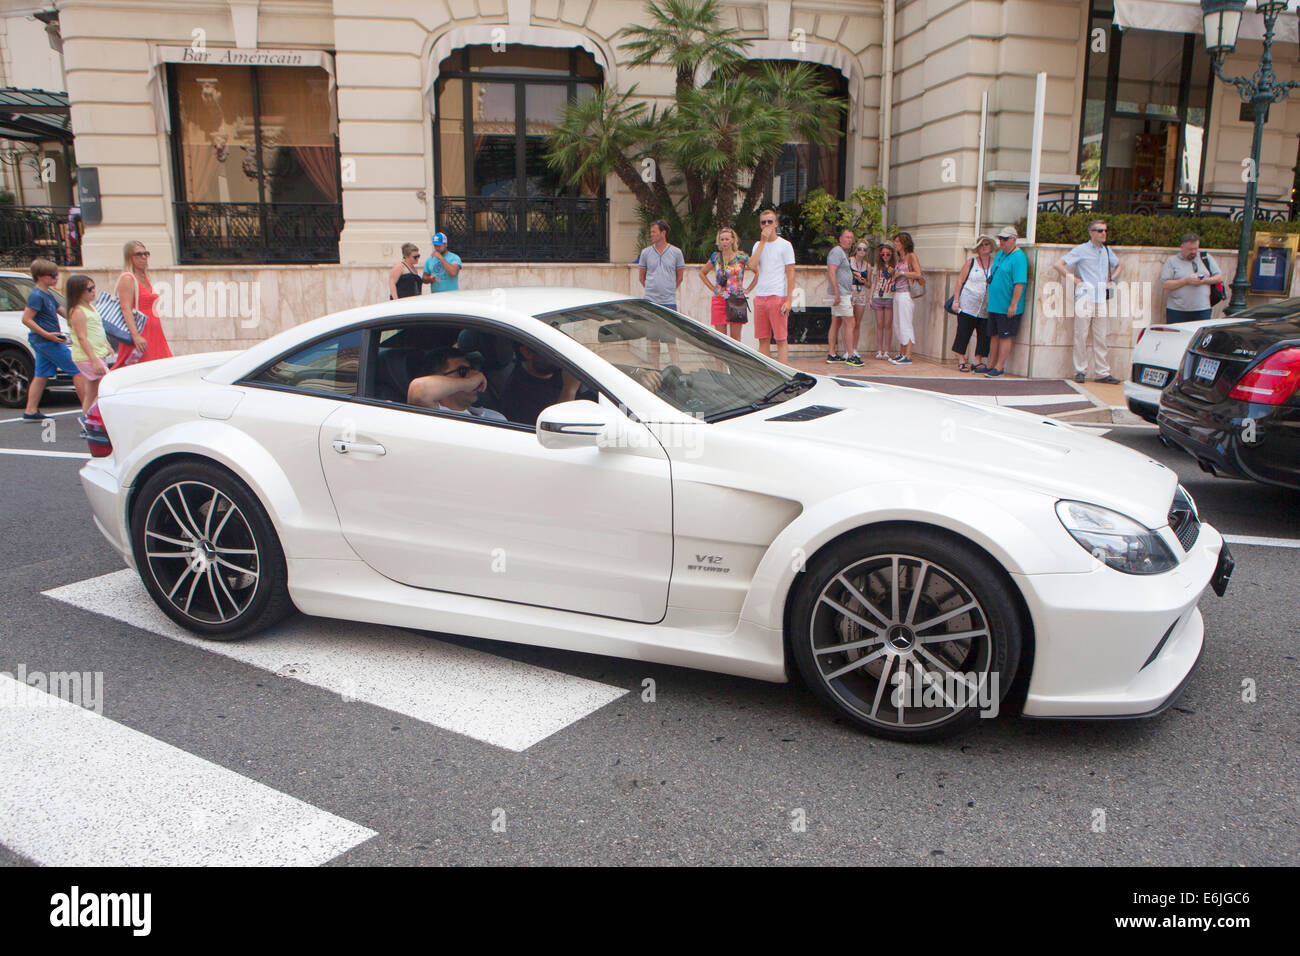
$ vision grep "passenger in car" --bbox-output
[406,347,507,422]
[501,343,581,425]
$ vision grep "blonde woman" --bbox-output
[849,239,871,355]
[699,226,754,341]
[889,231,924,365]
[115,240,173,366]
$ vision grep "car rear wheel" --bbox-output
[790,527,1022,742]
[0,347,33,408]
[130,461,295,640]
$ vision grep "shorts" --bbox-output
[850,287,868,307]
[989,311,1022,338]
[871,297,893,312]
[753,295,788,341]
[74,358,109,381]
[831,298,855,318]
[31,338,80,379]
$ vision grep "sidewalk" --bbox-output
[786,352,1120,422]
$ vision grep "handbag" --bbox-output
[96,273,148,349]
[944,295,961,316]
[725,296,748,324]
[909,278,926,299]
[1200,252,1226,306]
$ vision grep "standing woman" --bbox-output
[889,231,924,365]
[849,239,871,357]
[699,226,753,341]
[65,273,112,420]
[950,235,996,372]
[389,243,424,299]
[869,242,896,359]
[115,240,173,367]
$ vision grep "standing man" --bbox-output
[637,220,686,310]
[985,226,1028,378]
[826,228,860,366]
[1054,218,1121,384]
[1160,233,1224,324]
[749,207,797,365]
[423,232,463,292]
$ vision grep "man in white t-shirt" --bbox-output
[748,207,797,364]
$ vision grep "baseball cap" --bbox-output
[997,225,1019,240]
[432,232,447,246]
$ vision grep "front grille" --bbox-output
[1167,489,1201,552]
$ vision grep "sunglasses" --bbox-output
[759,219,775,225]
[445,365,476,378]
[133,250,151,256]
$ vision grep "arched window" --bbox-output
[434,46,607,261]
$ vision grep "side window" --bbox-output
[250,329,362,396]
[0,277,33,312]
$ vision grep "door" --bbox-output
[317,374,674,624]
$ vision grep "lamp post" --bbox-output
[1201,0,1300,313]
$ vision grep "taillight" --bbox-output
[84,402,113,458]
[1228,348,1300,405]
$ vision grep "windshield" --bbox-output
[539,299,810,420]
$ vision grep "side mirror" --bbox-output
[536,400,618,450]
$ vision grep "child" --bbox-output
[65,273,113,425]
[20,258,83,422]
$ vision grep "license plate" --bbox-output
[1141,367,1169,387]
[1194,357,1220,381]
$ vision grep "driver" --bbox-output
[407,347,507,422]
[501,343,581,425]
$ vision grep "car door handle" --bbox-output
[331,440,386,457]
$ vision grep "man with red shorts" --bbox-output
[748,207,797,365]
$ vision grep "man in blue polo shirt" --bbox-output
[422,232,463,292]
[985,226,1028,377]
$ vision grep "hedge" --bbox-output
[1018,212,1300,249]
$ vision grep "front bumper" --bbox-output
[1016,521,1226,718]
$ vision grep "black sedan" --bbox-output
[1158,300,1300,492]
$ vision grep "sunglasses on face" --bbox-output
[445,365,475,378]
[760,219,775,225]
[133,250,150,257]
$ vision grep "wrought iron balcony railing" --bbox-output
[1036,188,1293,222]
[437,195,608,262]
[174,202,343,265]
[0,205,74,267]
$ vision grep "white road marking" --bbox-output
[44,569,628,752]
[1223,534,1300,549]
[0,409,81,425]
[0,675,375,866]
[0,447,89,459]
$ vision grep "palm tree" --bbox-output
[738,61,847,221]
[671,76,784,237]
[620,0,750,211]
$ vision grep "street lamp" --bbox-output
[1201,0,1300,313]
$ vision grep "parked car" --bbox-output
[1158,298,1300,492]
[1124,317,1241,423]
[79,289,1233,741]
[0,269,71,408]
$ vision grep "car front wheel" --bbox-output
[790,526,1022,742]
[130,461,295,640]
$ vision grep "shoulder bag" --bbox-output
[96,272,149,350]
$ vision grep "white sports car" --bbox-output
[79,289,1234,741]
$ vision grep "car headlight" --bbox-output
[1055,500,1179,575]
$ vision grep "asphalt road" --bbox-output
[0,395,1296,866]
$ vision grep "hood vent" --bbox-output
[767,405,844,422]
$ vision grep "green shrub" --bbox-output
[1021,212,1300,249]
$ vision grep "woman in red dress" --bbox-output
[114,239,173,366]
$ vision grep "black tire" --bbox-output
[0,347,33,408]
[789,526,1022,742]
[130,460,295,640]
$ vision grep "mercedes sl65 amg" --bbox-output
[79,289,1233,740]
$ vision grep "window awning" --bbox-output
[146,47,336,135]
[0,88,72,143]
[1114,0,1299,43]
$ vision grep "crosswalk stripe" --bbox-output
[0,447,90,459]
[44,569,628,752]
[1223,534,1300,549]
[0,674,376,866]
